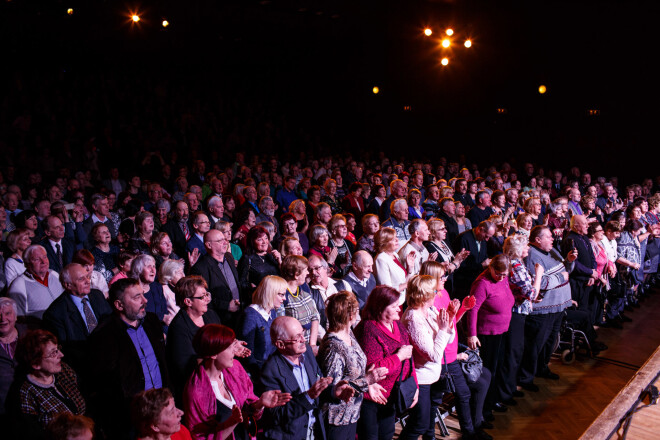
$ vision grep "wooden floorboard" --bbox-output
[393,288,660,440]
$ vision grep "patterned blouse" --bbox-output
[508,258,537,315]
[19,362,86,428]
[318,332,369,426]
[283,286,319,343]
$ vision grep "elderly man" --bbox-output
[184,191,200,212]
[206,195,224,229]
[307,254,351,335]
[260,316,355,440]
[567,188,583,216]
[454,178,473,207]
[190,229,242,327]
[436,197,460,244]
[398,219,434,276]
[382,198,411,250]
[275,176,298,213]
[452,221,496,299]
[243,185,260,214]
[42,263,112,372]
[379,179,407,221]
[88,278,169,438]
[162,201,192,258]
[186,211,210,257]
[343,250,377,308]
[519,226,576,390]
[504,188,524,216]
[563,215,599,323]
[39,215,75,274]
[8,244,64,321]
[256,196,279,235]
[466,191,494,226]
[422,184,441,219]
[143,183,163,211]
[82,193,118,245]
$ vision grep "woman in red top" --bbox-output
[353,285,418,440]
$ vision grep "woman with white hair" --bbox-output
[158,259,185,326]
[4,228,31,286]
[0,297,26,416]
[130,254,168,330]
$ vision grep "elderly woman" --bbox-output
[408,189,425,220]
[466,254,515,418]
[515,212,534,239]
[183,324,291,440]
[232,209,256,249]
[308,224,339,272]
[237,226,281,297]
[72,249,109,298]
[238,275,287,379]
[424,219,469,293]
[131,388,191,440]
[159,259,185,326]
[90,223,119,284]
[419,261,489,438]
[153,199,171,232]
[214,221,242,265]
[617,219,648,307]
[280,255,320,348]
[400,275,455,440]
[0,298,26,418]
[130,254,168,329]
[16,330,86,433]
[322,179,342,214]
[318,292,388,440]
[524,197,544,227]
[276,213,310,256]
[353,286,416,440]
[499,236,544,408]
[166,276,222,398]
[130,211,156,255]
[328,214,355,277]
[151,232,182,268]
[288,199,309,234]
[278,237,303,257]
[374,227,415,304]
[4,228,31,286]
[454,201,472,235]
[221,195,236,223]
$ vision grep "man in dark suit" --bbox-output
[87,278,169,439]
[163,200,191,258]
[466,191,494,226]
[452,220,496,299]
[42,263,112,373]
[39,215,75,274]
[259,316,353,440]
[190,229,243,327]
[185,211,209,257]
[343,250,376,308]
[562,214,599,323]
[437,197,460,245]
[102,167,127,196]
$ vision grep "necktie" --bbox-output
[81,297,98,333]
[181,222,191,241]
[55,243,63,267]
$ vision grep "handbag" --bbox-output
[459,346,483,384]
[438,352,456,394]
[390,358,418,415]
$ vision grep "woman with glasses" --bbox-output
[424,219,469,294]
[16,329,86,435]
[328,214,354,277]
[238,275,287,379]
[465,254,514,420]
[588,222,614,325]
[183,324,291,440]
[166,276,222,398]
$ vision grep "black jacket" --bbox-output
[190,253,243,325]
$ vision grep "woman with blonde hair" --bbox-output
[374,227,415,304]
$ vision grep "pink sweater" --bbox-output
[434,290,458,364]
[466,270,514,336]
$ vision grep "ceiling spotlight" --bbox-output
[162,20,169,27]
[424,28,432,36]
[372,86,380,94]
[464,40,472,48]
[441,58,449,66]
[441,39,450,48]
[446,28,454,36]
[132,14,140,23]
[67,8,73,15]
[539,85,547,94]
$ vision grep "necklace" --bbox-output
[289,287,300,298]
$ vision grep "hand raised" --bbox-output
[307,377,333,399]
[366,365,389,384]
[334,380,355,403]
[461,295,476,311]
[260,390,293,408]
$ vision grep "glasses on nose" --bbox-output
[44,345,63,359]
[191,292,211,301]
[309,266,324,272]
[280,333,305,344]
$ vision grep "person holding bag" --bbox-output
[353,286,418,440]
[400,275,456,440]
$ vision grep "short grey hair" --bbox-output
[155,198,171,212]
[129,254,156,279]
[59,263,82,285]
[408,218,427,235]
[23,245,46,264]
[258,196,273,210]
[309,224,329,244]
[158,259,185,284]
[390,198,407,213]
[208,196,223,209]
[307,253,328,269]
[0,297,18,315]
[353,250,372,267]
[270,316,298,345]
[503,234,528,260]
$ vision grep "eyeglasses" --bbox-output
[191,292,211,301]
[308,265,324,272]
[43,345,63,359]
[279,333,305,344]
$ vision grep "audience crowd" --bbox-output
[1,147,660,440]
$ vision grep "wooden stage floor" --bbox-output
[394,288,660,440]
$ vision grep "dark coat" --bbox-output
[162,218,191,260]
[145,281,169,331]
[563,231,596,281]
[190,253,243,326]
[39,238,75,274]
[259,345,327,440]
[41,289,112,372]
[452,229,489,297]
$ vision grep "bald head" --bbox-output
[352,251,374,280]
[570,215,588,235]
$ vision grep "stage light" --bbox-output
[446,28,454,36]
[539,85,547,94]
[441,39,450,48]
[372,86,379,94]
[132,14,140,23]
[464,40,472,48]
[424,28,432,36]
[162,20,169,27]
[441,58,449,66]
[67,8,73,15]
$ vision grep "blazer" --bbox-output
[87,313,169,438]
[162,219,191,259]
[185,234,207,257]
[145,281,169,330]
[563,231,596,281]
[41,289,112,373]
[39,237,75,274]
[452,229,489,293]
[190,253,242,325]
[259,345,327,440]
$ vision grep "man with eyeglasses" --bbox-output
[191,229,242,327]
[186,211,210,257]
[307,254,351,337]
[260,316,353,440]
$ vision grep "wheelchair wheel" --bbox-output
[561,349,575,365]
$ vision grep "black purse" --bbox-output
[390,358,418,415]
[438,353,456,394]
[458,345,483,384]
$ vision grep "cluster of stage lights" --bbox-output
[423,27,472,67]
[65,8,170,28]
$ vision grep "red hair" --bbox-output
[193,324,235,358]
[361,285,400,322]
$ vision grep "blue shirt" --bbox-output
[69,294,96,329]
[125,321,163,390]
[283,353,316,428]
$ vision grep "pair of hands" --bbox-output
[225,390,293,427]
